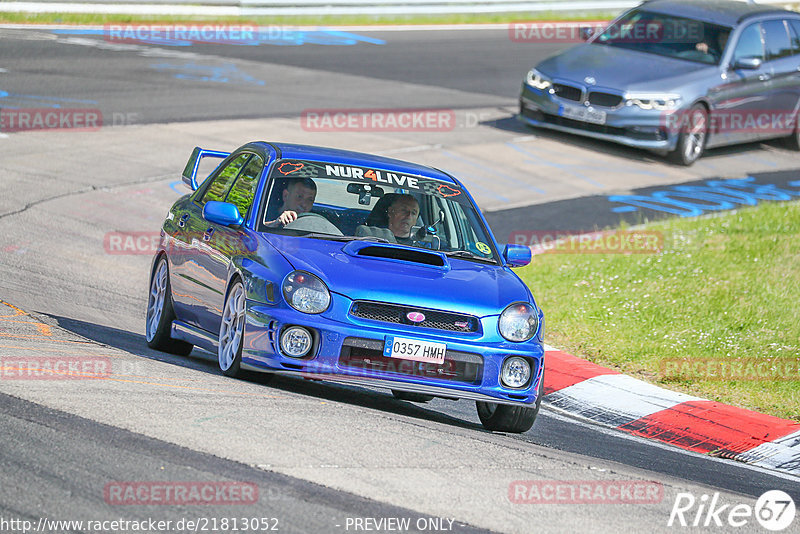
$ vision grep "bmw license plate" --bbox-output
[560,104,607,125]
[383,336,446,365]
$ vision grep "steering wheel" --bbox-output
[284,212,344,236]
[295,212,328,221]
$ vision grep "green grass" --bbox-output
[518,201,800,421]
[0,11,619,26]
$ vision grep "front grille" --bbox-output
[350,301,480,333]
[552,83,583,102]
[587,91,623,108]
[339,337,483,384]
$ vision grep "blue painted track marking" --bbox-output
[505,142,603,189]
[50,28,385,47]
[440,168,510,203]
[151,63,265,85]
[169,181,184,194]
[608,176,800,217]
[440,149,545,197]
[0,91,98,109]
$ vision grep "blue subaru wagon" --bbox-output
[145,142,545,433]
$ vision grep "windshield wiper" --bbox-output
[443,250,498,264]
[353,236,392,243]
[303,233,391,243]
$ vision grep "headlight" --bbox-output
[501,356,532,388]
[499,303,539,342]
[525,69,552,91]
[625,93,681,111]
[282,271,330,314]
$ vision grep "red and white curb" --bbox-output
[542,346,800,477]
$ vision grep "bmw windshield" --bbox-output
[258,159,499,264]
[593,9,732,65]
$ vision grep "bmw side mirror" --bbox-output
[503,244,531,268]
[203,201,244,227]
[732,57,762,70]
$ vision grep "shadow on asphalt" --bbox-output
[48,314,486,433]
[484,114,797,165]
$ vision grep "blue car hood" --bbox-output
[537,43,712,92]
[265,234,531,317]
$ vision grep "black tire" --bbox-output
[145,257,193,356]
[787,112,800,150]
[392,390,435,403]
[218,279,246,378]
[476,371,545,433]
[668,104,707,166]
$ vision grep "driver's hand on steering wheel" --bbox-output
[277,210,298,226]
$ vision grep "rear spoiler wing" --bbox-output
[181,147,231,191]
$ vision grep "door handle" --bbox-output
[177,213,190,228]
[203,227,215,241]
[758,73,771,81]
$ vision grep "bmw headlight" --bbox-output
[625,93,681,111]
[499,303,539,342]
[525,69,552,91]
[282,271,330,314]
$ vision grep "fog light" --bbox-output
[501,357,531,389]
[280,326,313,358]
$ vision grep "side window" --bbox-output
[732,23,765,63]
[225,154,263,218]
[789,19,800,55]
[198,153,250,206]
[762,20,793,61]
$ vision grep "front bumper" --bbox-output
[519,83,680,152]
[241,295,544,406]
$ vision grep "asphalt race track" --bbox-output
[1,25,799,533]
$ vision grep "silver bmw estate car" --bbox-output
[519,0,800,165]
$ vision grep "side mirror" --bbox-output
[203,201,243,227]
[580,26,595,41]
[503,244,531,268]
[732,57,762,70]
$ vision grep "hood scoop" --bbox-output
[343,241,450,270]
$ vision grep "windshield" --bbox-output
[593,10,732,65]
[258,159,499,263]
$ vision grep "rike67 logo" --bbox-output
[668,490,795,531]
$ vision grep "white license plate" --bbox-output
[560,104,607,125]
[383,336,446,365]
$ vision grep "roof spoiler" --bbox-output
[181,147,230,191]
